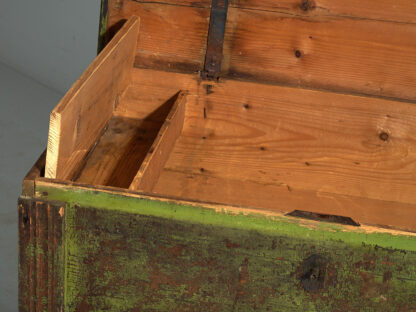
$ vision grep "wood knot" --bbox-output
[300,0,315,11]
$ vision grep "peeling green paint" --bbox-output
[61,204,416,311]
[36,184,416,252]
[32,183,416,310]
[18,199,65,311]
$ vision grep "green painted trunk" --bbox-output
[19,182,416,311]
[18,1,416,311]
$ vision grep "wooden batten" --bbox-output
[45,16,140,180]
[129,91,187,192]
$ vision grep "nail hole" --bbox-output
[205,84,213,95]
[202,136,207,140]
[243,104,250,109]
[379,132,389,141]
[200,168,205,173]
[260,146,266,151]
[295,50,302,58]
[300,254,327,293]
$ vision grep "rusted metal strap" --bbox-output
[202,0,229,80]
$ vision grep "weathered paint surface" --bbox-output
[98,0,108,53]
[30,183,416,311]
[18,198,65,312]
[36,183,416,251]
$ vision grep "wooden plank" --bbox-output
[223,9,416,100]
[121,68,416,230]
[18,199,64,312]
[18,198,35,312]
[105,1,416,100]
[107,0,416,23]
[131,0,210,8]
[107,0,210,72]
[230,0,416,23]
[32,177,416,236]
[129,91,187,192]
[45,16,140,180]
[171,80,416,205]
[154,169,416,232]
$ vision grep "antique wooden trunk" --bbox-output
[19,0,416,310]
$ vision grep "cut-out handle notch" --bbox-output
[287,210,360,226]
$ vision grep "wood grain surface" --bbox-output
[107,0,210,72]
[45,16,140,180]
[117,68,416,230]
[106,0,416,100]
[109,0,416,22]
[230,0,416,23]
[223,9,416,100]
[129,91,187,192]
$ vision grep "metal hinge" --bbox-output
[201,0,229,80]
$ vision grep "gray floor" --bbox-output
[0,0,99,94]
[0,61,63,311]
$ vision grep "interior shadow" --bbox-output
[106,19,127,45]
[74,91,182,189]
[108,92,182,188]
